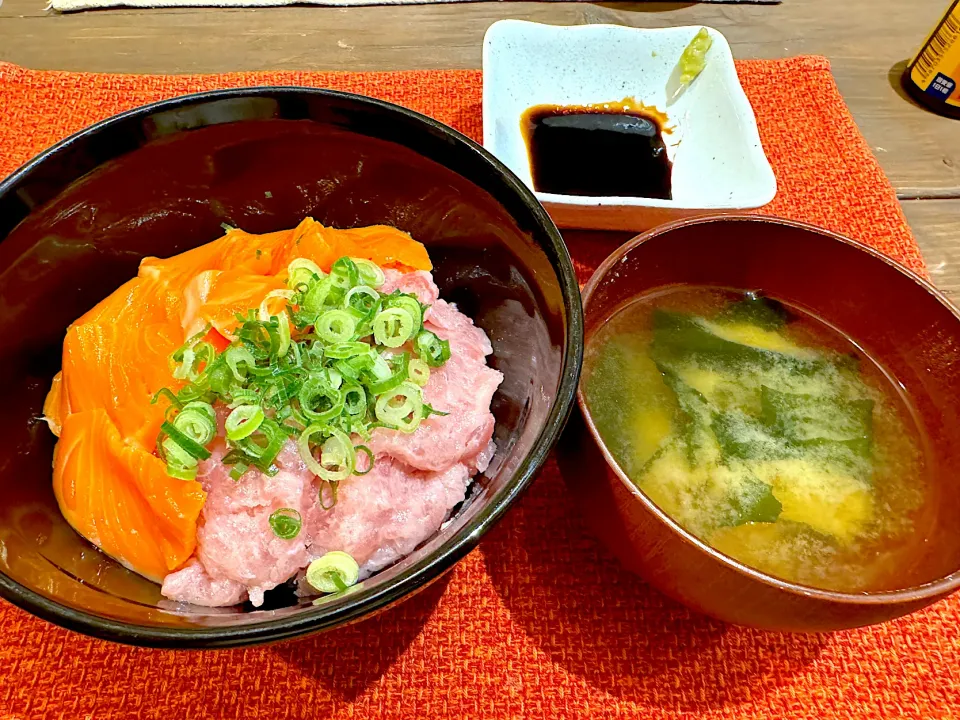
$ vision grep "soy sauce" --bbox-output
[522,102,673,199]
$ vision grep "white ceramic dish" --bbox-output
[482,20,777,231]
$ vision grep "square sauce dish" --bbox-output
[482,20,777,231]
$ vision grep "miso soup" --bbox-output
[582,286,932,593]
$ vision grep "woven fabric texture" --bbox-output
[0,58,955,720]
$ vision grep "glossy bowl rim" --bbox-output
[0,86,585,647]
[578,213,960,606]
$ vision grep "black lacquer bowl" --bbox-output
[0,88,583,648]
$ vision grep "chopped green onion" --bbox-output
[275,312,292,357]
[298,424,326,477]
[221,448,246,465]
[236,312,282,360]
[268,508,302,540]
[342,352,375,380]
[333,359,358,381]
[329,257,359,295]
[325,367,343,391]
[302,276,337,318]
[383,293,423,335]
[318,429,356,482]
[408,358,430,387]
[328,572,348,592]
[258,290,295,322]
[166,461,199,481]
[353,298,383,341]
[415,330,451,367]
[172,339,216,382]
[225,404,265,441]
[325,341,370,359]
[151,387,183,409]
[344,285,380,315]
[368,352,409,395]
[176,381,210,405]
[171,325,212,364]
[238,416,286,471]
[225,345,257,382]
[288,258,325,289]
[153,256,453,483]
[172,347,196,380]
[172,401,217,447]
[318,479,339,510]
[299,377,344,423]
[205,358,234,396]
[422,402,449,419]
[194,340,216,367]
[228,388,260,408]
[351,257,386,288]
[316,309,357,344]
[306,551,360,593]
[162,437,199,469]
[298,425,355,482]
[354,444,374,475]
[161,420,212,460]
[342,384,367,417]
[374,382,424,433]
[367,353,392,383]
[373,308,415,348]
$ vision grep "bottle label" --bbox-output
[910,3,960,107]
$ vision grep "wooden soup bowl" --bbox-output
[560,214,960,632]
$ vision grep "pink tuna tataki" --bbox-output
[161,271,502,607]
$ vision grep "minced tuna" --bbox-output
[161,271,502,607]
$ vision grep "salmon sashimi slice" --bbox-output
[73,277,141,327]
[336,225,433,272]
[139,227,287,287]
[54,409,206,582]
[45,218,430,583]
[61,320,182,413]
[43,372,65,437]
[180,269,288,339]
[60,319,183,451]
[278,218,432,273]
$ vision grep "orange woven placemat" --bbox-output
[0,57,955,720]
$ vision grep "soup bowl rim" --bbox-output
[578,212,960,605]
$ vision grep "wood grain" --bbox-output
[903,199,960,297]
[0,0,957,287]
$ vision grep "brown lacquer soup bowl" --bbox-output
[560,214,960,632]
[0,88,583,647]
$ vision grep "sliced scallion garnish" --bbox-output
[383,293,423,336]
[354,445,374,476]
[373,308,415,348]
[316,309,357,344]
[225,404,265,442]
[160,420,212,461]
[374,382,424,433]
[299,378,344,423]
[288,258,325,289]
[306,551,359,594]
[408,358,430,387]
[351,257,386,288]
[152,254,453,484]
[415,330,451,368]
[268,507,302,540]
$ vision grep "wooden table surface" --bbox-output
[1,0,958,292]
